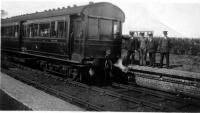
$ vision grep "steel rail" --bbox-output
[112,83,200,106]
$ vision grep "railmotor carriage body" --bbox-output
[1,2,125,85]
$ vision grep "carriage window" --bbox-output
[27,23,39,37]
[2,27,6,36]
[22,24,27,37]
[88,18,98,40]
[14,25,18,37]
[27,24,31,37]
[1,27,7,36]
[51,21,57,37]
[9,26,13,37]
[27,24,33,37]
[100,19,112,37]
[2,25,18,37]
[113,21,120,35]
[73,20,82,40]
[50,21,65,38]
[32,24,39,37]
[1,27,4,36]
[57,21,65,38]
[113,21,120,39]
[39,22,50,37]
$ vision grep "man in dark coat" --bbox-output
[159,31,171,68]
[147,33,157,67]
[126,32,140,65]
[139,32,148,66]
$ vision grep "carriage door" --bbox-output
[69,16,82,59]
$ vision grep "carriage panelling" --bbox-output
[20,15,70,58]
[84,40,121,58]
[1,37,20,50]
[22,38,68,57]
[1,23,20,50]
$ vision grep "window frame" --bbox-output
[23,17,67,39]
[38,22,50,38]
[87,17,100,40]
[87,16,121,41]
[56,20,66,38]
[113,21,121,39]
[1,24,19,38]
[99,18,113,40]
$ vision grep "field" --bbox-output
[121,49,200,73]
[169,54,200,73]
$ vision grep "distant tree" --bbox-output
[1,10,7,18]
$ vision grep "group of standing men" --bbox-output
[126,31,171,68]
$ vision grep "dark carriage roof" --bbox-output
[1,2,125,23]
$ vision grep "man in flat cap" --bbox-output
[139,32,148,66]
[147,32,157,67]
[159,31,171,68]
[126,32,140,65]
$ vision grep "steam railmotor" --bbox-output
[1,2,125,85]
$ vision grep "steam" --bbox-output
[89,68,95,76]
[113,58,129,73]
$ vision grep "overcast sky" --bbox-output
[1,0,200,38]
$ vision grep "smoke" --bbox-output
[113,58,129,73]
[1,10,7,18]
[89,68,95,76]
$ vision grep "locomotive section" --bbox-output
[1,2,200,111]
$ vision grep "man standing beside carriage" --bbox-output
[125,31,171,68]
[126,31,140,65]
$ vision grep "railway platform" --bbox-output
[0,72,85,111]
[128,65,200,98]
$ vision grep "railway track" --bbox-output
[112,83,200,105]
[1,61,200,111]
